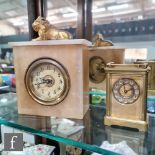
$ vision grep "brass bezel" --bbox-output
[112,77,140,104]
[89,56,106,83]
[25,58,70,106]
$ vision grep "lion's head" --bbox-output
[32,16,50,32]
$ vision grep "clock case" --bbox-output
[104,63,150,131]
[10,39,91,119]
[88,47,125,90]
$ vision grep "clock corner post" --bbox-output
[143,72,149,121]
[106,72,111,116]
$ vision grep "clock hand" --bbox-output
[34,78,48,86]
[43,79,53,84]
[34,77,54,88]
[125,88,133,92]
[34,81,47,86]
[122,82,133,94]
[123,83,127,93]
[35,80,53,85]
[124,87,133,94]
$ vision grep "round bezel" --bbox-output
[25,58,70,106]
[89,56,106,83]
[112,78,140,104]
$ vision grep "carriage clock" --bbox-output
[10,39,91,119]
[104,62,150,131]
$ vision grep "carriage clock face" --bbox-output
[89,56,106,83]
[112,78,140,104]
[25,58,70,105]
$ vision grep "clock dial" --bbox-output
[113,78,140,104]
[25,58,70,105]
[89,56,106,83]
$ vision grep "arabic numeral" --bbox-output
[31,76,33,82]
[53,90,56,94]
[47,65,51,70]
[59,80,63,84]
[36,72,40,76]
[42,89,44,94]
[37,84,40,89]
[58,87,61,91]
[40,67,44,72]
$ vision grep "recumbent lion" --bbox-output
[32,16,72,40]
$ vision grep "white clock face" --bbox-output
[113,78,140,104]
[25,58,70,105]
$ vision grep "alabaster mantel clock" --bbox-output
[104,62,150,131]
[10,39,91,119]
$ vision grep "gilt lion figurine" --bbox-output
[32,16,72,40]
[93,32,113,47]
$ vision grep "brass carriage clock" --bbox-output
[104,62,150,131]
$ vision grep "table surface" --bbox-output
[0,93,154,155]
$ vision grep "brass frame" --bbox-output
[104,63,150,131]
[25,58,70,106]
[135,60,155,90]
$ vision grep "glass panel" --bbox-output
[0,93,154,155]
[0,0,28,36]
[47,0,77,38]
[92,0,153,25]
[92,0,155,61]
[0,1,28,92]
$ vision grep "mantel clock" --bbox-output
[10,39,91,119]
[104,63,150,131]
